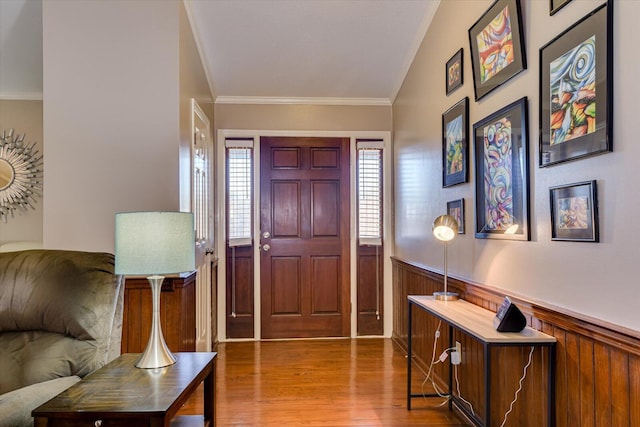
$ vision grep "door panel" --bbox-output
[272,181,301,237]
[311,256,340,313]
[311,181,340,237]
[225,246,254,338]
[271,256,302,314]
[260,136,350,339]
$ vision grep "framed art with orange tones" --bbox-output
[446,48,463,95]
[442,97,469,187]
[469,0,526,101]
[539,2,612,167]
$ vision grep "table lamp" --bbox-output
[432,214,459,301]
[115,211,195,368]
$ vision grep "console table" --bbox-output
[407,295,556,427]
[33,352,216,426]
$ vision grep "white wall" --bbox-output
[393,0,640,331]
[42,0,181,252]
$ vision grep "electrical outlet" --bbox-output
[455,341,462,362]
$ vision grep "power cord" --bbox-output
[499,346,535,427]
[420,321,449,402]
[454,364,475,416]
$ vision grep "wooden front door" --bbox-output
[260,136,350,339]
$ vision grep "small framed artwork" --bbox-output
[447,199,465,234]
[442,97,469,187]
[550,0,573,16]
[468,0,526,101]
[539,2,612,167]
[446,48,464,95]
[474,97,530,240]
[550,180,598,242]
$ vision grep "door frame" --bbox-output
[216,129,393,340]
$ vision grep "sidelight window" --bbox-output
[357,140,383,246]
[226,139,253,247]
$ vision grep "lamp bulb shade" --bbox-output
[432,214,458,242]
[114,211,195,275]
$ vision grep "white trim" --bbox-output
[216,129,393,342]
[359,238,382,247]
[225,139,254,148]
[389,0,440,103]
[356,140,385,150]
[228,237,252,247]
[0,92,43,101]
[215,96,391,107]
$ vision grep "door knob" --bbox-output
[262,231,271,239]
[262,244,271,252]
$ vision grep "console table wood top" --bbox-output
[408,295,556,344]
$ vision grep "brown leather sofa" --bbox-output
[0,250,125,427]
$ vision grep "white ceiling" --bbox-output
[0,0,439,104]
[0,0,43,100]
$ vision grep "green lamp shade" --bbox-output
[115,211,195,275]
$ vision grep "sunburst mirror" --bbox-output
[0,129,43,222]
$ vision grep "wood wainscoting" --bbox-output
[392,257,640,427]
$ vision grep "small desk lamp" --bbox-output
[432,214,459,301]
[115,211,195,368]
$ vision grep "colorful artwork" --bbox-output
[483,116,513,230]
[476,5,515,84]
[549,36,596,146]
[557,196,589,229]
[445,115,464,175]
[448,62,461,88]
[450,207,462,229]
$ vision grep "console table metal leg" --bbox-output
[448,325,454,411]
[548,344,556,427]
[407,300,413,410]
[484,343,491,427]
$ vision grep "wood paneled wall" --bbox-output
[392,257,640,427]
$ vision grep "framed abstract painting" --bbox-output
[473,97,530,240]
[446,48,464,95]
[550,180,598,242]
[442,97,469,187]
[447,198,465,234]
[469,0,526,101]
[539,2,613,167]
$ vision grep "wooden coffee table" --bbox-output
[32,352,216,427]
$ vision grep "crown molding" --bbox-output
[0,92,43,101]
[214,96,391,107]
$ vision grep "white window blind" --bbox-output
[357,140,383,246]
[226,139,253,247]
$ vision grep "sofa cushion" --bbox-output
[0,375,80,427]
[0,250,125,394]
[0,331,101,395]
[0,250,121,343]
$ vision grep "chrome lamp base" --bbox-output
[135,275,176,369]
[433,291,459,301]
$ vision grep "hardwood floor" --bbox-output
[178,338,469,426]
